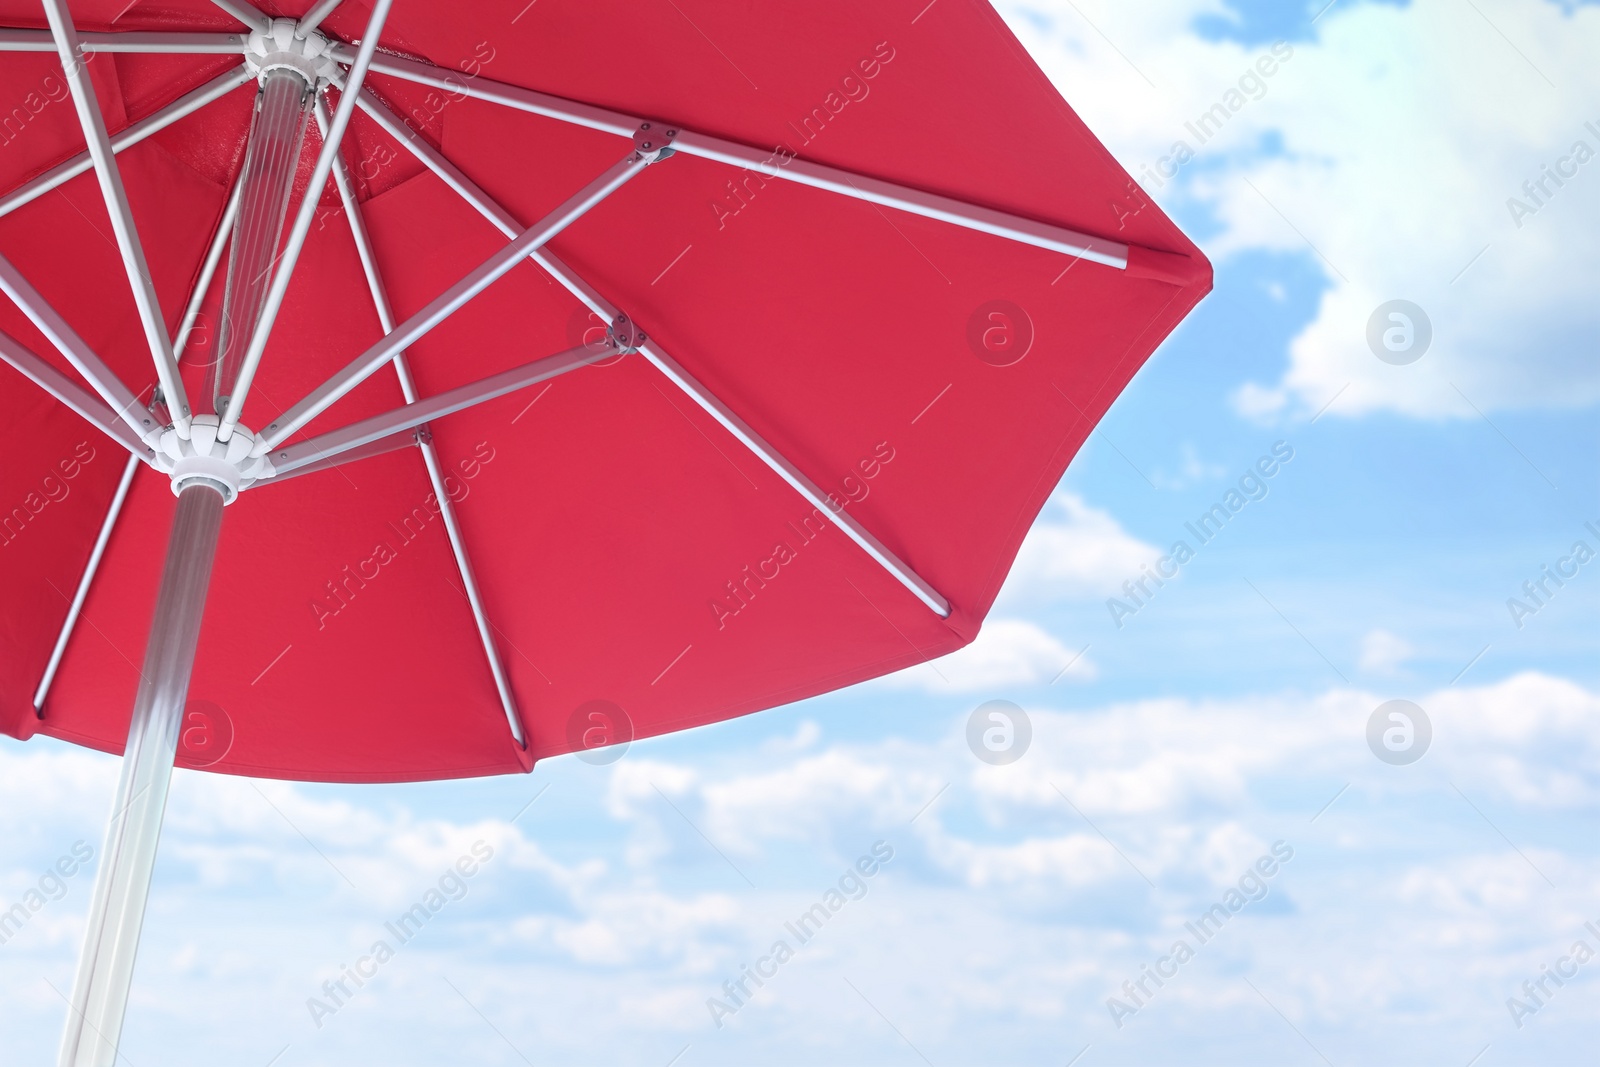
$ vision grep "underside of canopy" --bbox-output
[0,0,1210,783]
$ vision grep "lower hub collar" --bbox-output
[153,416,273,504]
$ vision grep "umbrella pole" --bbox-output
[58,482,227,1067]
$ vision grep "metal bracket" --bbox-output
[607,313,647,354]
[633,121,677,162]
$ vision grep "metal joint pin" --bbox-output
[633,121,677,162]
[607,314,646,354]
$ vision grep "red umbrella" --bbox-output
[0,0,1209,1061]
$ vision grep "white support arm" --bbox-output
[206,0,270,33]
[0,251,154,444]
[257,149,654,452]
[536,252,952,617]
[34,453,141,711]
[356,102,951,616]
[315,92,525,745]
[42,0,193,438]
[0,65,253,221]
[297,0,344,35]
[174,175,244,358]
[0,329,155,461]
[0,29,245,53]
[216,0,393,444]
[355,87,523,234]
[344,49,1130,269]
[260,431,417,485]
[268,343,608,476]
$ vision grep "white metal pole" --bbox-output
[58,481,227,1067]
[296,0,344,35]
[42,0,194,439]
[204,0,269,33]
[343,50,1130,268]
[0,65,252,222]
[210,67,315,415]
[34,454,141,711]
[261,432,418,484]
[0,29,245,53]
[268,342,607,473]
[216,0,393,444]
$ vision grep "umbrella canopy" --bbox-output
[0,0,1208,784]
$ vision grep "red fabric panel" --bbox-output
[0,0,1209,781]
[0,375,124,741]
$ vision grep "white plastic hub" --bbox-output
[153,416,274,504]
[243,18,341,85]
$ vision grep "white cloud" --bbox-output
[700,749,937,853]
[878,617,1095,692]
[1151,442,1228,490]
[5,672,1600,1063]
[1358,628,1415,674]
[1004,0,1600,418]
[1001,493,1158,602]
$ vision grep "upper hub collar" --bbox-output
[243,18,341,85]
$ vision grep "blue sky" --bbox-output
[3,0,1598,1064]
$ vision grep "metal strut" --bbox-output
[58,482,226,1067]
[351,89,952,617]
[312,94,529,747]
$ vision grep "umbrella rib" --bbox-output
[551,256,952,618]
[0,329,156,462]
[0,28,245,53]
[335,48,1137,271]
[216,0,394,444]
[310,93,528,749]
[297,0,344,36]
[0,64,253,222]
[41,0,194,439]
[33,453,142,713]
[255,148,654,453]
[174,170,245,359]
[206,0,271,33]
[352,90,951,617]
[0,251,153,444]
